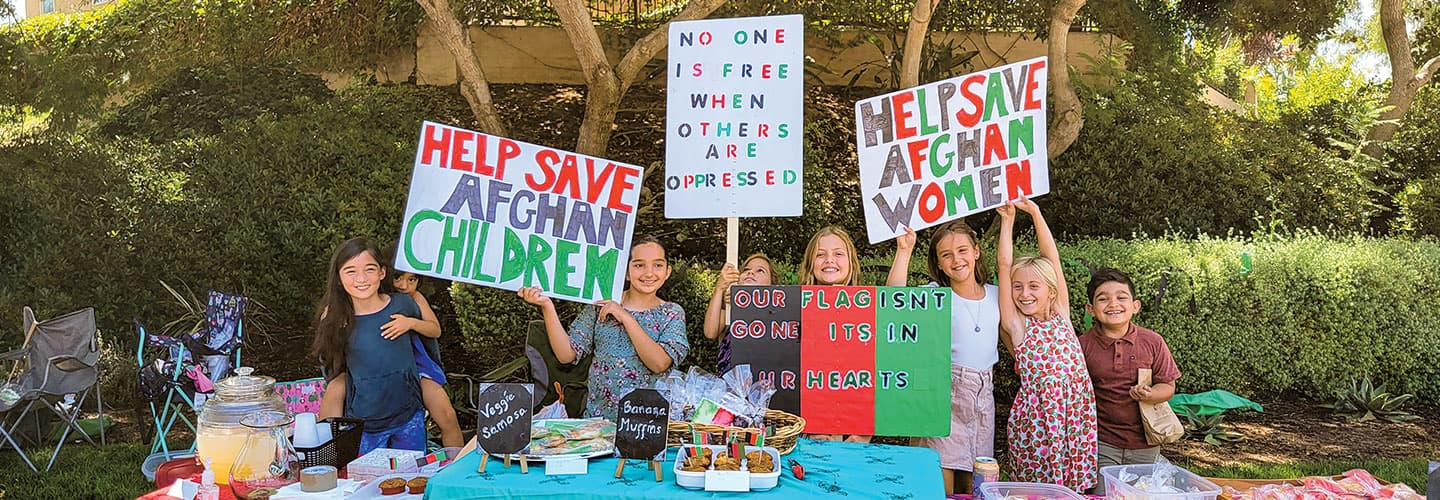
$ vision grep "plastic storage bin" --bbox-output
[1101,464,1222,500]
[978,481,1087,500]
[672,444,782,491]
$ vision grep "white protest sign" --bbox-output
[855,57,1050,243]
[665,14,804,218]
[397,121,643,304]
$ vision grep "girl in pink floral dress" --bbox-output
[996,198,1097,492]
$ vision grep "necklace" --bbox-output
[956,293,983,333]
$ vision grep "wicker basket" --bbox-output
[666,409,805,455]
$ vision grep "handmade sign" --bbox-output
[665,15,804,218]
[728,286,951,436]
[398,121,644,303]
[614,388,670,481]
[854,57,1050,243]
[474,383,534,473]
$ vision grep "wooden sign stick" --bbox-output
[478,453,489,473]
[651,459,663,482]
[614,460,626,478]
[518,454,529,474]
[724,217,739,326]
[504,454,512,469]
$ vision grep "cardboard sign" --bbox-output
[615,389,669,460]
[665,15,805,218]
[475,383,534,455]
[729,286,952,436]
[397,121,644,304]
[855,57,1050,243]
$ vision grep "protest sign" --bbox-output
[855,57,1049,243]
[728,286,952,436]
[475,383,534,455]
[665,15,804,218]
[398,121,643,304]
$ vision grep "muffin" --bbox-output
[712,452,742,471]
[407,477,428,494]
[746,450,775,473]
[378,477,407,495]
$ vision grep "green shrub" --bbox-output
[448,233,1440,404]
[1059,235,1440,403]
[1394,177,1440,237]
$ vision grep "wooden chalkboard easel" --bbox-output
[474,383,535,474]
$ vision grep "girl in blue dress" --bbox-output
[311,238,435,453]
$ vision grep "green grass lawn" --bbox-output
[0,442,157,499]
[0,442,1429,499]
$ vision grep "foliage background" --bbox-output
[1,0,1438,412]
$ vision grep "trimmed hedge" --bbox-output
[452,233,1440,403]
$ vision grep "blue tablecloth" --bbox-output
[424,438,943,499]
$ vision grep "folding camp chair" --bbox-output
[0,307,105,472]
[135,290,248,456]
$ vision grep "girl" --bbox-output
[996,198,1097,492]
[886,221,1003,495]
[799,226,870,443]
[310,238,430,454]
[518,235,689,421]
[703,253,777,374]
[317,266,463,448]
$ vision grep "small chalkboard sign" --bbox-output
[475,383,534,473]
[614,388,669,481]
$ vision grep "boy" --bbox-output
[1079,268,1181,488]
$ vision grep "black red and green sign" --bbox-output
[728,285,951,436]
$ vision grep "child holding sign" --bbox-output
[310,238,430,453]
[996,199,1097,492]
[887,221,1003,495]
[799,226,871,443]
[704,253,778,374]
[519,235,689,422]
[317,261,463,448]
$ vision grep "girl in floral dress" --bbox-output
[996,198,1097,492]
[519,235,689,422]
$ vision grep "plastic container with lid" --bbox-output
[978,481,1087,500]
[195,367,289,485]
[1101,464,1222,500]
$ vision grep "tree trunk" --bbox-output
[416,0,506,135]
[551,0,727,157]
[899,0,942,89]
[1047,0,1087,160]
[1363,0,1440,158]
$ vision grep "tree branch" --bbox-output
[1364,0,1436,157]
[614,0,728,95]
[416,0,506,135]
[1047,0,1087,160]
[899,0,942,89]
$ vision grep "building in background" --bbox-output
[24,0,108,18]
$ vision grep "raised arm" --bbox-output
[1017,198,1068,315]
[885,227,917,286]
[703,263,740,340]
[519,287,576,364]
[995,203,1027,347]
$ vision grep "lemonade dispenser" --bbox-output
[196,367,289,485]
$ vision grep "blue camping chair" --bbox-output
[136,291,248,457]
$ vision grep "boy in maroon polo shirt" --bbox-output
[1079,268,1181,489]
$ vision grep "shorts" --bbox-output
[358,410,427,455]
[916,364,995,471]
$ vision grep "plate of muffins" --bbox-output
[350,472,432,499]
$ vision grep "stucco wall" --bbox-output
[336,23,1120,89]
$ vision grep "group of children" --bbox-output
[309,198,1180,495]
